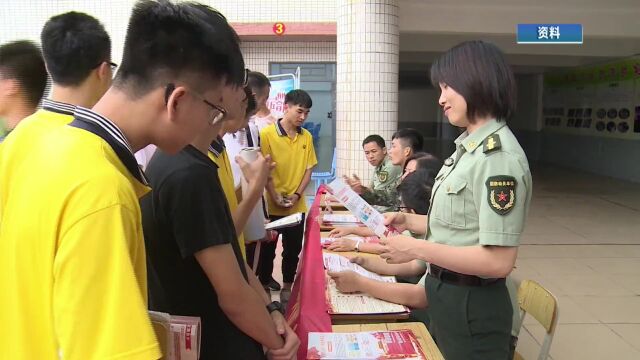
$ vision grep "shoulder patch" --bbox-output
[486,175,517,215]
[377,171,388,183]
[483,134,502,153]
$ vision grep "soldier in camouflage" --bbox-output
[344,131,422,212]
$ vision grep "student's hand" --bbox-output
[348,255,369,268]
[328,227,354,238]
[379,235,422,264]
[236,154,272,190]
[383,212,408,232]
[284,193,301,206]
[327,238,357,252]
[328,271,363,293]
[267,314,300,360]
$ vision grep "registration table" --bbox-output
[286,186,440,359]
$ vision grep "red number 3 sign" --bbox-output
[273,22,286,35]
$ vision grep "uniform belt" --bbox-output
[428,264,504,287]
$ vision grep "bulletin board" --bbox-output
[542,57,640,139]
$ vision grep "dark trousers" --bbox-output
[257,214,305,284]
[424,275,513,360]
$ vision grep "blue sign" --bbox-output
[517,24,582,44]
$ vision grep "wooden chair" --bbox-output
[513,279,559,360]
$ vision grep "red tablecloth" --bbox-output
[285,186,332,360]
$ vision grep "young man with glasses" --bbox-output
[0,1,252,359]
[3,12,113,146]
[142,81,299,358]
[139,14,298,360]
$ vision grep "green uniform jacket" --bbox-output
[361,156,402,212]
[427,119,532,247]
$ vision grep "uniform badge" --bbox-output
[483,134,502,153]
[486,175,517,215]
[378,171,388,182]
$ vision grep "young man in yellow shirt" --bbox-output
[258,89,318,295]
[0,1,245,359]
[6,12,113,144]
[0,40,46,140]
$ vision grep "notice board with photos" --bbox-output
[542,57,640,139]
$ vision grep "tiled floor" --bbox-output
[273,164,640,359]
[511,165,640,360]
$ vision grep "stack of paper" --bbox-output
[307,330,427,360]
[326,280,408,315]
[323,254,407,315]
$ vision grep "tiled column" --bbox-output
[336,0,399,183]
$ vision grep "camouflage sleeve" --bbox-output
[361,183,400,208]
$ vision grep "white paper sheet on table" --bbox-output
[323,253,395,283]
[326,280,408,314]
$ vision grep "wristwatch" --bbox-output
[266,300,285,315]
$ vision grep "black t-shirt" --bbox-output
[141,145,265,360]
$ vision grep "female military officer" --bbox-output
[379,40,532,360]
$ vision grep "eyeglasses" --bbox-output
[242,68,249,87]
[165,83,227,126]
[108,61,118,72]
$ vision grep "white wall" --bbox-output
[0,0,336,67]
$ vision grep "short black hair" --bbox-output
[402,151,427,173]
[397,169,436,215]
[392,128,423,153]
[285,89,312,108]
[41,12,111,86]
[402,152,442,174]
[362,134,386,149]
[247,71,270,97]
[0,41,47,107]
[113,0,244,97]
[245,86,257,117]
[414,154,442,175]
[430,40,517,121]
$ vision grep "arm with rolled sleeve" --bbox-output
[54,204,161,360]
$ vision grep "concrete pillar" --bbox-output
[336,0,399,183]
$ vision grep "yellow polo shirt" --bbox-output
[0,107,160,360]
[260,120,317,216]
[208,137,246,260]
[0,99,75,151]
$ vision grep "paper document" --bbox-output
[327,179,399,238]
[322,214,361,224]
[307,330,427,360]
[321,236,379,247]
[323,253,395,283]
[326,280,408,315]
[265,212,303,230]
[149,311,201,360]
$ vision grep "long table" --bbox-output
[286,186,440,359]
